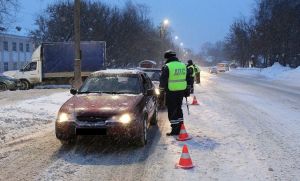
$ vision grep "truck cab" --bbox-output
[4,46,42,89]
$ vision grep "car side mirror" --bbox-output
[146,89,154,96]
[70,88,77,95]
[20,68,24,72]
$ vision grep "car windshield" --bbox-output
[78,75,141,94]
[144,71,161,81]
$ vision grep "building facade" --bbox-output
[0,33,34,73]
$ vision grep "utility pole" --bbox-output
[73,0,82,89]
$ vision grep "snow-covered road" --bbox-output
[0,72,299,181]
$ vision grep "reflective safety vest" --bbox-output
[194,65,200,73]
[166,61,187,91]
[188,65,195,77]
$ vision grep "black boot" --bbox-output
[166,125,176,136]
[174,122,183,135]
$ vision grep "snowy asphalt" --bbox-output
[0,72,300,180]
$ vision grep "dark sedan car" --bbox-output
[0,74,19,91]
[55,69,158,146]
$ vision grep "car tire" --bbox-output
[20,80,30,90]
[136,117,147,146]
[150,106,158,125]
[0,83,7,91]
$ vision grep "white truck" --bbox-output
[217,63,229,72]
[4,41,106,89]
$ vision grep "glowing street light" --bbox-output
[175,36,179,40]
[163,19,169,26]
[180,42,184,47]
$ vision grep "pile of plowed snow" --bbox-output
[228,63,300,87]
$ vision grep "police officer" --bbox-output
[159,50,191,136]
[187,60,195,94]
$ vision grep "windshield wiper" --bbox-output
[77,91,102,94]
[101,91,121,94]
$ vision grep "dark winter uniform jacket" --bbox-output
[186,62,195,86]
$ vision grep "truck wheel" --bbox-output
[20,80,30,90]
[0,83,7,91]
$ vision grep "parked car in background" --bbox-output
[137,67,166,109]
[209,66,218,74]
[55,69,158,146]
[217,63,229,72]
[229,63,238,69]
[0,74,19,91]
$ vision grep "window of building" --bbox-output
[12,42,17,51]
[4,62,8,71]
[26,43,30,52]
[13,62,18,70]
[19,43,24,52]
[3,41,8,51]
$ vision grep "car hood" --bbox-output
[3,71,18,78]
[61,93,144,117]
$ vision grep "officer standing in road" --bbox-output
[159,50,191,136]
[187,60,195,94]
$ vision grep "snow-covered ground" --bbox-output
[0,90,71,143]
[0,71,300,180]
[228,63,300,88]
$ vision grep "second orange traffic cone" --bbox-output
[175,144,194,169]
[191,96,199,105]
[176,123,192,141]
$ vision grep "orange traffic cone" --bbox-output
[176,144,194,169]
[176,123,192,141]
[191,96,199,105]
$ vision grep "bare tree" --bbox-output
[30,0,174,68]
[0,0,19,30]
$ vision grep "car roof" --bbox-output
[91,69,145,76]
[136,67,161,71]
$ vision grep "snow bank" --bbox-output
[0,91,71,143]
[228,63,299,87]
[260,62,291,79]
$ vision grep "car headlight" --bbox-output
[119,113,132,124]
[57,112,73,123]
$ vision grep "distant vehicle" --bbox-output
[209,67,218,74]
[138,60,157,68]
[137,68,161,82]
[3,41,106,90]
[217,63,229,72]
[0,74,19,91]
[55,69,158,146]
[229,63,237,69]
[137,67,165,109]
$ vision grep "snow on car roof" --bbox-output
[92,69,143,75]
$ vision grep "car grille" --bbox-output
[76,116,108,123]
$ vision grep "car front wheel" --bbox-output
[0,83,7,91]
[136,117,147,146]
[150,106,158,125]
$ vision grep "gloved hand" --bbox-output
[185,86,191,97]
